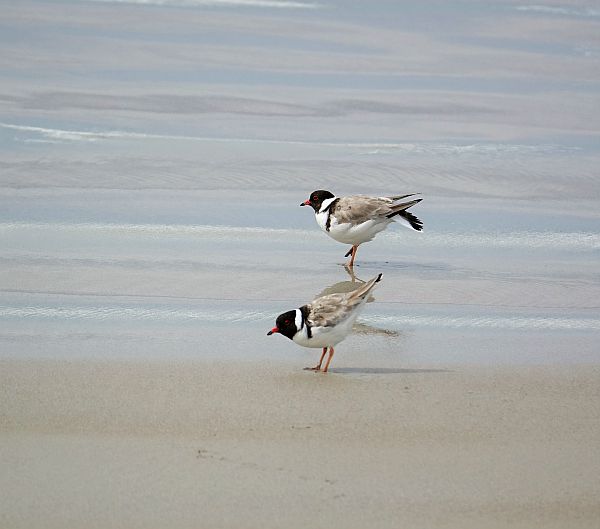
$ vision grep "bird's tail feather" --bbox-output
[386,198,423,231]
[387,198,422,216]
[387,193,418,201]
[398,210,423,231]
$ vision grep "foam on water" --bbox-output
[0,122,575,155]
[0,305,264,323]
[515,5,600,17]
[362,313,600,332]
[82,0,322,8]
[1,303,598,331]
[0,220,308,238]
[387,230,600,251]
[2,221,598,251]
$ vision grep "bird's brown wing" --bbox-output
[332,195,394,225]
[306,294,355,328]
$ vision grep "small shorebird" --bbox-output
[301,190,423,266]
[267,273,382,373]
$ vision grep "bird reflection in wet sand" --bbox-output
[313,265,366,297]
[315,266,399,338]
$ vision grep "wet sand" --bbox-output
[2,359,600,529]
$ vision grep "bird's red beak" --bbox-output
[267,327,279,336]
[300,199,310,206]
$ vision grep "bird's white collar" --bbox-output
[319,197,337,213]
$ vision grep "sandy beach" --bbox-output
[2,359,600,529]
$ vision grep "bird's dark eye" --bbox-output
[312,195,318,201]
[284,319,290,325]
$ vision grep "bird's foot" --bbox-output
[303,366,321,372]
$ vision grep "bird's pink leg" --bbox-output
[304,347,327,371]
[347,245,358,267]
[322,347,335,373]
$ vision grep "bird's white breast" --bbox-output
[327,217,393,245]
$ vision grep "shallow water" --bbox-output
[1,189,599,364]
[1,0,599,365]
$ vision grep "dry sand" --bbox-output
[2,359,599,529]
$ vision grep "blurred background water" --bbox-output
[1,0,599,363]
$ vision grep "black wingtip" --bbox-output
[344,248,353,257]
[400,210,424,231]
[376,273,383,282]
